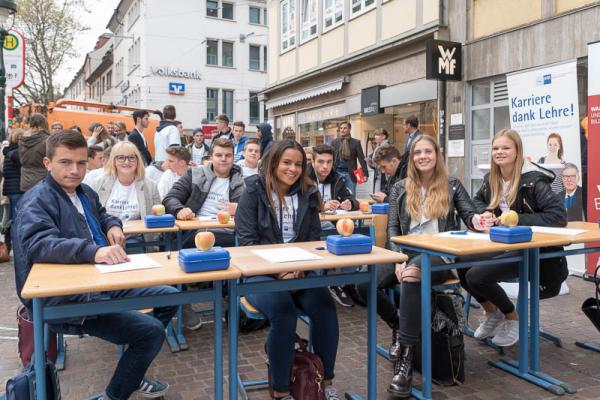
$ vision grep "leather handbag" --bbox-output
[0,241,9,263]
[267,336,326,400]
[582,265,600,333]
[17,306,57,367]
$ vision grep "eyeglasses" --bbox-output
[562,175,577,180]
[115,155,138,163]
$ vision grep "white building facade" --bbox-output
[105,0,269,130]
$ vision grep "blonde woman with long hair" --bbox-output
[386,135,485,398]
[458,129,567,348]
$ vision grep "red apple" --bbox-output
[151,204,165,216]
[336,218,354,237]
[195,231,215,251]
[217,210,230,224]
[359,201,371,213]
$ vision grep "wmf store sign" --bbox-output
[426,39,462,81]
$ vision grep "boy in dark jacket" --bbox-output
[371,143,403,203]
[13,131,177,400]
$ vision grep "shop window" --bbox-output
[281,0,297,52]
[323,0,344,31]
[223,90,234,121]
[249,45,261,70]
[207,40,218,65]
[207,89,218,122]
[222,41,234,67]
[300,0,317,42]
[249,92,260,124]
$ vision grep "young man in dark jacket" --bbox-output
[371,144,403,203]
[13,131,177,400]
[309,144,358,211]
[129,110,153,166]
[398,115,422,180]
[331,121,369,197]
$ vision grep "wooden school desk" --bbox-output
[226,241,407,400]
[391,232,575,399]
[20,252,240,400]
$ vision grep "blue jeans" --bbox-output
[6,194,22,249]
[246,275,339,392]
[336,169,356,198]
[49,286,179,400]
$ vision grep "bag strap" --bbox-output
[594,264,600,302]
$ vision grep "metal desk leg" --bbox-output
[228,279,239,400]
[529,248,540,372]
[575,342,600,353]
[175,284,188,350]
[55,332,65,370]
[33,298,47,400]
[214,281,223,400]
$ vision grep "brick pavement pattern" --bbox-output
[1,260,599,399]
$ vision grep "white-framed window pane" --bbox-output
[289,0,296,46]
[249,92,260,125]
[222,41,234,67]
[207,40,218,65]
[222,2,234,20]
[472,83,491,106]
[263,46,268,70]
[223,90,234,121]
[249,45,260,70]
[472,109,490,140]
[494,106,510,133]
[264,8,268,25]
[365,0,375,6]
[324,0,343,29]
[301,0,317,41]
[207,89,218,122]
[207,0,218,17]
[249,6,261,24]
[281,1,289,50]
[352,0,361,14]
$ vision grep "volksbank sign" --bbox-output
[151,66,202,80]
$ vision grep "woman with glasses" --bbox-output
[89,141,161,250]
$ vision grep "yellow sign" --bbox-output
[3,34,18,51]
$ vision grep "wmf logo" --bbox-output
[437,45,457,76]
[426,39,462,81]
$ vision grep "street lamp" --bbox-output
[0,0,16,143]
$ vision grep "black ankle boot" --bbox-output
[387,344,414,398]
[388,318,401,361]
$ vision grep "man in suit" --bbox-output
[560,162,585,221]
[331,121,368,197]
[129,110,153,166]
[398,115,422,179]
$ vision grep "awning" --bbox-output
[265,77,347,109]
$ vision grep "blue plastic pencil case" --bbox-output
[371,203,389,214]
[144,214,175,228]
[489,226,532,244]
[178,247,231,273]
[326,234,372,255]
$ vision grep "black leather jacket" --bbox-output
[308,167,358,210]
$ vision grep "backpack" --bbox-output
[268,336,326,400]
[414,292,466,386]
[4,360,61,400]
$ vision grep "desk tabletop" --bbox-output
[390,232,569,256]
[21,252,240,299]
[561,221,600,245]
[319,212,376,222]
[122,219,179,234]
[175,218,236,230]
[227,241,407,276]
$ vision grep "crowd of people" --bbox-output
[4,105,578,400]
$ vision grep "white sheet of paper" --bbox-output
[198,216,217,221]
[95,254,161,273]
[434,231,491,241]
[252,247,322,263]
[530,226,588,236]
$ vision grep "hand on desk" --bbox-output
[107,226,125,247]
[370,192,386,203]
[473,211,497,230]
[177,208,195,220]
[324,200,340,212]
[340,199,352,211]
[95,245,130,265]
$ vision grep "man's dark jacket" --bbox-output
[331,136,369,183]
[128,128,152,166]
[308,166,358,210]
[398,130,422,180]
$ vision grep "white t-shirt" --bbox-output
[317,182,332,203]
[272,192,298,243]
[198,177,230,217]
[105,180,141,221]
[157,170,182,199]
[154,124,181,162]
[500,179,511,213]
[191,145,206,165]
[145,165,164,182]
[83,168,104,186]
[236,159,258,177]
[408,187,439,235]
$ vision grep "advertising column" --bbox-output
[587,41,600,276]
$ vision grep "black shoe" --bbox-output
[344,284,366,307]
[387,344,414,398]
[328,286,354,307]
[388,321,401,361]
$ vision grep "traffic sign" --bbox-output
[3,29,25,90]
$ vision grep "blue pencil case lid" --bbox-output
[489,226,532,244]
[371,203,389,214]
[144,214,175,228]
[178,247,231,262]
[326,234,373,255]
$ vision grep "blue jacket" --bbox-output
[13,175,122,310]
[234,135,249,163]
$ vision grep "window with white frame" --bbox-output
[323,0,344,31]
[249,92,260,124]
[207,89,219,122]
[222,2,234,20]
[207,40,218,65]
[207,1,234,20]
[223,90,234,121]
[207,0,218,17]
[351,0,375,17]
[249,45,261,70]
[115,24,124,48]
[127,38,140,73]
[222,41,234,67]
[249,6,261,24]
[127,0,140,30]
[115,58,124,85]
[281,0,296,51]
[300,0,317,41]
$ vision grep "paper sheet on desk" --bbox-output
[434,231,491,241]
[198,216,217,221]
[252,247,322,263]
[530,226,588,236]
[95,254,161,273]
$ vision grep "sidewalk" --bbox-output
[1,260,599,399]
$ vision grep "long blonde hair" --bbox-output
[104,141,145,180]
[406,135,449,221]
[488,129,524,209]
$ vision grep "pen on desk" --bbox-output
[450,230,468,235]
[166,250,171,259]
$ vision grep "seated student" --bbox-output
[83,145,112,186]
[89,142,161,249]
[145,159,166,182]
[87,145,105,172]
[235,138,260,177]
[370,143,402,203]
[235,140,340,400]
[157,146,191,199]
[458,129,568,348]
[385,135,485,398]
[187,128,210,166]
[13,130,177,400]
[163,138,244,247]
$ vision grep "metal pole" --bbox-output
[0,27,7,142]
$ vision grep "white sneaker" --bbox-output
[473,309,504,339]
[491,319,519,347]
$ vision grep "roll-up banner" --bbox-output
[587,41,600,277]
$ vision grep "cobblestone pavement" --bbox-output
[1,260,599,399]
